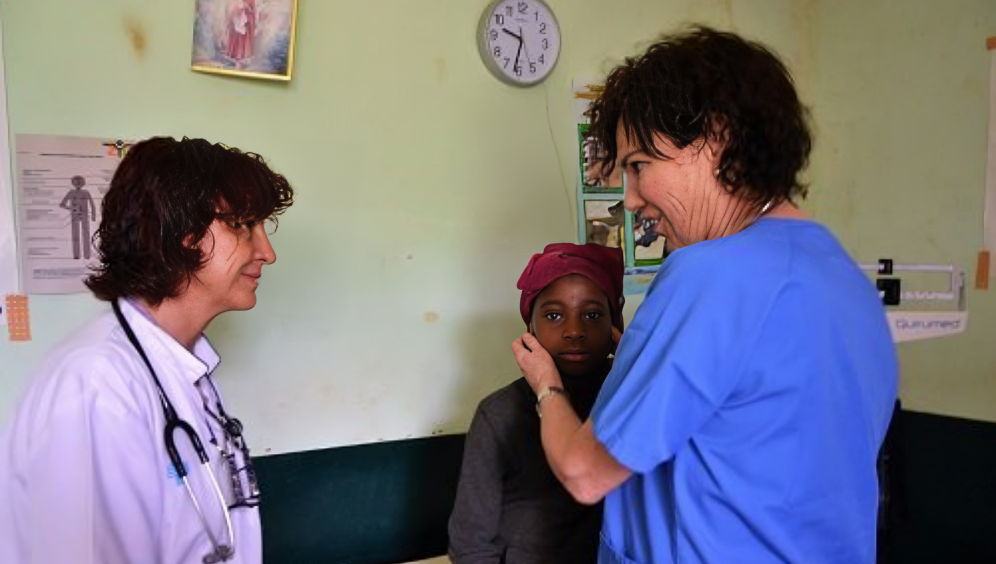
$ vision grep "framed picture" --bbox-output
[191,0,299,81]
[584,200,624,248]
[578,124,622,194]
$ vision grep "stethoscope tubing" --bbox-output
[111,300,236,563]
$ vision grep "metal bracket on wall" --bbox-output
[859,261,965,310]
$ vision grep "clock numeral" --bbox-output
[495,14,504,25]
[535,10,539,21]
[494,46,501,57]
[503,57,510,68]
[489,29,498,41]
[505,5,513,16]
[539,22,547,34]
[515,65,523,77]
[518,2,528,14]
[539,54,545,65]
[529,61,537,74]
[542,38,549,50]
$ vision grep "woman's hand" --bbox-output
[512,333,562,393]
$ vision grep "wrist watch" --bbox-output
[535,386,567,417]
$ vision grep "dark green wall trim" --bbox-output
[880,410,996,564]
[255,434,465,564]
[253,409,996,564]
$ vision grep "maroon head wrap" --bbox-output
[517,243,625,332]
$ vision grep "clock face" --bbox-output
[478,0,561,87]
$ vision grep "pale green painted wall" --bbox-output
[5,0,990,457]
[808,0,996,422]
[0,0,813,453]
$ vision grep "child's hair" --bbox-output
[86,136,294,305]
[517,243,625,331]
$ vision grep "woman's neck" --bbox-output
[715,198,808,240]
[138,297,214,351]
[764,199,809,219]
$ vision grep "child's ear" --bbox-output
[528,323,534,335]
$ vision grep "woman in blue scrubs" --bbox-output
[512,26,898,564]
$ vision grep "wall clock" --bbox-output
[477,0,561,87]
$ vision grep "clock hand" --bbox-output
[514,26,526,72]
[514,39,523,74]
[502,28,522,41]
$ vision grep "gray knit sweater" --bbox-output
[448,377,603,564]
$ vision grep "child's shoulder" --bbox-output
[473,378,536,431]
[478,377,532,412]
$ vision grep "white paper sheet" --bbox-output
[984,50,996,266]
[15,135,130,294]
[0,22,16,325]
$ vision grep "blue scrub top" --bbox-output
[592,218,897,564]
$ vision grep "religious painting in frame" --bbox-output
[191,0,299,81]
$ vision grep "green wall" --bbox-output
[1,0,992,458]
[809,0,996,422]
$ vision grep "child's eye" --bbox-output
[630,162,647,173]
[584,311,603,320]
[544,312,562,321]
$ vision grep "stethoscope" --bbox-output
[112,301,237,564]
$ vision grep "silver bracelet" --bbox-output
[535,386,567,417]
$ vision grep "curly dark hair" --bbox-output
[588,26,812,206]
[86,136,294,305]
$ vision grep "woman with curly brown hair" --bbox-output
[513,27,897,564]
[0,136,293,564]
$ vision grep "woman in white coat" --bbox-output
[0,136,294,564]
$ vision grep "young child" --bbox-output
[449,243,625,564]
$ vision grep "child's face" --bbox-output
[530,274,615,379]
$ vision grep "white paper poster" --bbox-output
[985,45,996,267]
[15,135,131,294]
[0,22,16,326]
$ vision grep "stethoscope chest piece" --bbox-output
[224,417,243,439]
[203,544,234,564]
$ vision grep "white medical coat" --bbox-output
[0,299,262,564]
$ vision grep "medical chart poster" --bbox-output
[986,42,996,268]
[15,134,130,294]
[0,23,15,325]
[0,157,14,325]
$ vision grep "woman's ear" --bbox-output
[185,224,216,255]
[611,326,623,355]
[704,114,730,160]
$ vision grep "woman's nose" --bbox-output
[254,224,277,264]
[624,179,645,214]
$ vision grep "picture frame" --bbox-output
[578,124,622,194]
[191,0,299,82]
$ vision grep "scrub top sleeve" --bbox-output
[592,263,757,474]
[448,407,507,564]
[24,355,163,564]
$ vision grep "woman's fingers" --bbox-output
[521,332,544,351]
[512,333,560,392]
